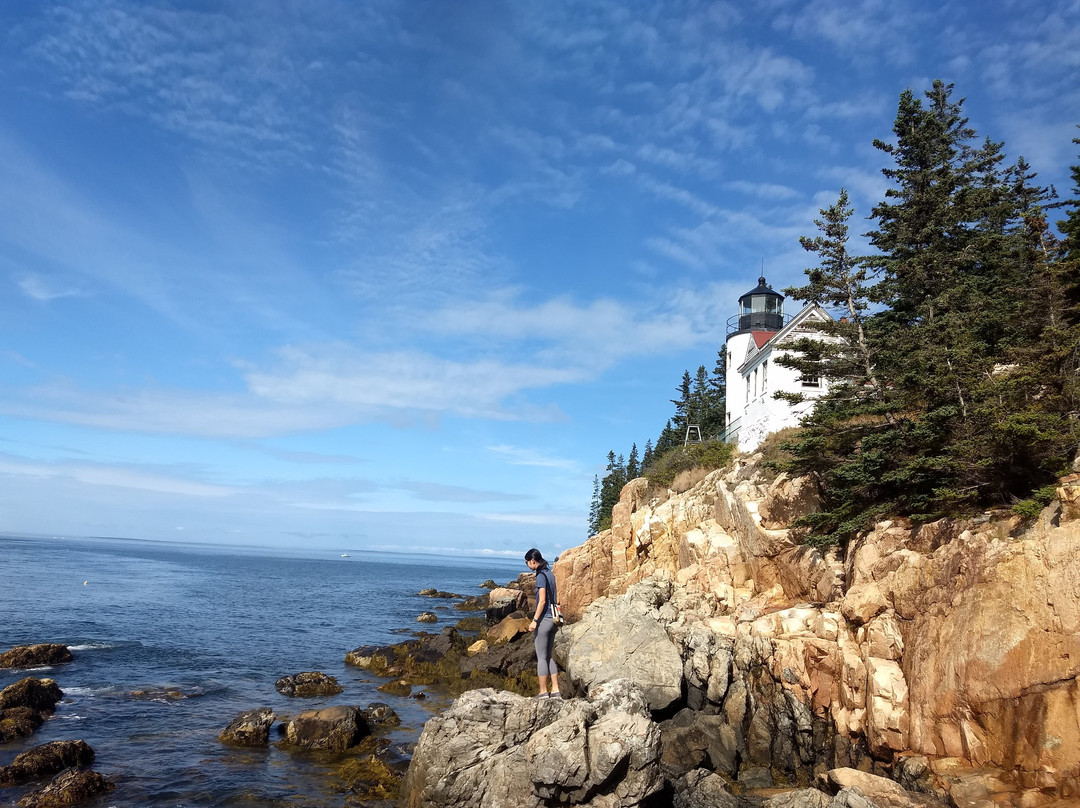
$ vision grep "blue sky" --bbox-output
[1,0,1077,556]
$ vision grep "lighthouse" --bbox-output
[724,276,832,450]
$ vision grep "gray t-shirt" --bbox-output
[536,568,558,621]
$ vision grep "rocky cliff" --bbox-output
[550,457,1080,803]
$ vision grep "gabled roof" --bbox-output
[737,303,833,374]
[751,331,773,349]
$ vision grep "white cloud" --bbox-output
[17,274,84,301]
[487,444,579,471]
[0,454,234,498]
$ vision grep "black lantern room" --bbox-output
[731,276,785,334]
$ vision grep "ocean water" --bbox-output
[0,534,524,806]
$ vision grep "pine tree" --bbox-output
[642,439,654,469]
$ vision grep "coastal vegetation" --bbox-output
[776,81,1080,544]
[588,357,728,536]
[589,80,1080,547]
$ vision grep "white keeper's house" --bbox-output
[724,276,833,452]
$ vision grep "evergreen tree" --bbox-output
[627,443,640,479]
[654,418,680,455]
[587,475,601,537]
[642,439,654,469]
[670,371,692,436]
[596,451,628,532]
[707,350,727,441]
[780,80,1079,541]
[776,188,881,407]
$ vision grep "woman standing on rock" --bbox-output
[524,548,561,699]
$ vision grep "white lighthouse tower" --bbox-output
[724,276,832,450]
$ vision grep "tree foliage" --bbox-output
[588,354,728,537]
[778,81,1080,544]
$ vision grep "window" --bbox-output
[801,374,820,388]
[761,360,768,392]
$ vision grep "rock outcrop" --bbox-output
[0,646,73,670]
[277,705,371,752]
[274,671,343,698]
[549,458,1080,802]
[15,768,114,808]
[219,707,275,747]
[0,740,94,786]
[402,681,663,808]
[0,678,64,744]
[555,578,684,712]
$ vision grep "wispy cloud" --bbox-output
[17,273,85,301]
[478,510,582,527]
[393,481,527,503]
[487,445,579,471]
[0,453,235,498]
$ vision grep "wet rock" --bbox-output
[0,740,94,786]
[479,579,498,589]
[339,737,411,803]
[362,702,401,728]
[0,679,63,744]
[278,705,371,752]
[0,646,72,670]
[219,707,275,747]
[457,631,536,682]
[377,680,411,697]
[425,627,464,657]
[453,616,486,632]
[454,594,489,612]
[275,671,343,698]
[345,645,396,672]
[0,708,45,744]
[418,589,460,598]
[0,678,64,712]
[16,768,114,808]
[129,688,187,701]
[416,612,438,623]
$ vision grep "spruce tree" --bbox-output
[781,80,1080,541]
[588,475,601,537]
[708,350,727,441]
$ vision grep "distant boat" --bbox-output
[340,553,350,558]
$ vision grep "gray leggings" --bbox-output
[534,618,559,677]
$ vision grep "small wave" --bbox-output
[63,685,117,697]
[68,642,118,651]
[9,664,54,673]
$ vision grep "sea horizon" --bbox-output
[0,533,524,806]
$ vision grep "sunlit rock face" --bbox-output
[552,459,1080,797]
